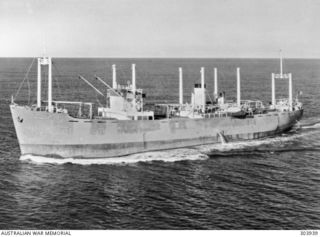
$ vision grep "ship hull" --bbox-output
[10,105,303,159]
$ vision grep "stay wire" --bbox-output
[27,69,31,105]
[95,93,103,107]
[52,61,63,100]
[14,58,36,101]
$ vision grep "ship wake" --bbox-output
[197,126,320,154]
[20,148,209,165]
[300,121,320,129]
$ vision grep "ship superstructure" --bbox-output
[10,55,303,159]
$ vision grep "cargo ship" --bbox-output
[10,56,303,159]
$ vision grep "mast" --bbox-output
[37,57,52,112]
[48,57,52,112]
[132,64,136,117]
[37,58,41,108]
[179,67,183,104]
[112,64,117,89]
[280,49,283,78]
[214,67,218,100]
[271,73,275,107]
[201,67,205,113]
[273,51,293,111]
[237,67,241,107]
[289,73,293,111]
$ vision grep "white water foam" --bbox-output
[20,148,209,165]
[196,129,319,153]
[301,122,320,129]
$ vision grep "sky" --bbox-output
[0,0,319,58]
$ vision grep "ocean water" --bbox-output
[0,58,319,229]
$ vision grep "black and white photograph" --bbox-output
[0,0,319,233]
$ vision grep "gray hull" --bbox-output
[10,105,303,159]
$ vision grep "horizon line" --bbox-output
[0,56,319,59]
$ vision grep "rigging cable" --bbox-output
[26,67,31,105]
[95,92,103,107]
[206,90,214,105]
[14,58,36,102]
[52,61,63,100]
